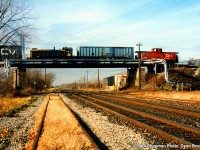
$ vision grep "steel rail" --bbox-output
[32,97,49,150]
[71,94,193,145]
[59,96,101,150]
[92,94,200,118]
[79,94,200,137]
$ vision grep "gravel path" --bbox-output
[60,94,154,150]
[0,95,45,150]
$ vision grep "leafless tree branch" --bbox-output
[0,0,35,46]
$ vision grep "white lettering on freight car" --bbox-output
[1,48,16,55]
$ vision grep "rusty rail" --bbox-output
[93,94,200,118]
[32,97,49,150]
[60,95,101,150]
[71,93,200,145]
[80,94,200,136]
[32,94,101,150]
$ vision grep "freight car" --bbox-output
[77,46,134,59]
[136,48,178,63]
[30,47,73,59]
[0,45,22,61]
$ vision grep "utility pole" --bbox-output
[86,70,89,88]
[84,74,85,86]
[98,68,100,89]
[44,68,46,89]
[136,43,142,90]
[87,71,89,83]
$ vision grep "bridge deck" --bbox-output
[8,59,143,68]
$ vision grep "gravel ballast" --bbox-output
[60,94,152,150]
[1,93,159,150]
[0,95,45,150]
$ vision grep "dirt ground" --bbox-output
[131,91,200,103]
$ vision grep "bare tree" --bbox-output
[26,69,55,90]
[0,68,14,96]
[0,0,34,46]
[45,73,55,88]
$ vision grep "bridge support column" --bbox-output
[135,67,146,87]
[127,67,137,87]
[13,68,26,89]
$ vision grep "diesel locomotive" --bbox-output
[30,47,73,59]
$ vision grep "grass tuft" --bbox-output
[0,97,32,116]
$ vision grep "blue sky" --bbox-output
[29,0,200,85]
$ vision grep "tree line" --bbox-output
[0,68,55,96]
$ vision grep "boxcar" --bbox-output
[0,45,21,61]
[77,46,134,59]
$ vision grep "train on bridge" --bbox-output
[0,45,179,63]
[30,46,134,59]
[136,48,178,63]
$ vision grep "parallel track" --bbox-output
[93,94,200,116]
[67,92,200,146]
[90,93,200,129]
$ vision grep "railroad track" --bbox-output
[124,94,200,112]
[67,92,200,147]
[90,93,200,128]
[30,94,100,150]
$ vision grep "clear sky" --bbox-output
[28,0,200,85]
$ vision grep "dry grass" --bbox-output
[0,97,32,116]
[26,95,96,150]
[25,96,49,150]
[131,91,200,102]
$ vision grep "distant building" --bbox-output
[103,75,127,91]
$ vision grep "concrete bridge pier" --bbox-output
[13,68,26,89]
[127,67,138,87]
[127,65,155,88]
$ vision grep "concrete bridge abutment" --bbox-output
[13,68,26,89]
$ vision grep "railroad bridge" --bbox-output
[1,58,157,89]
